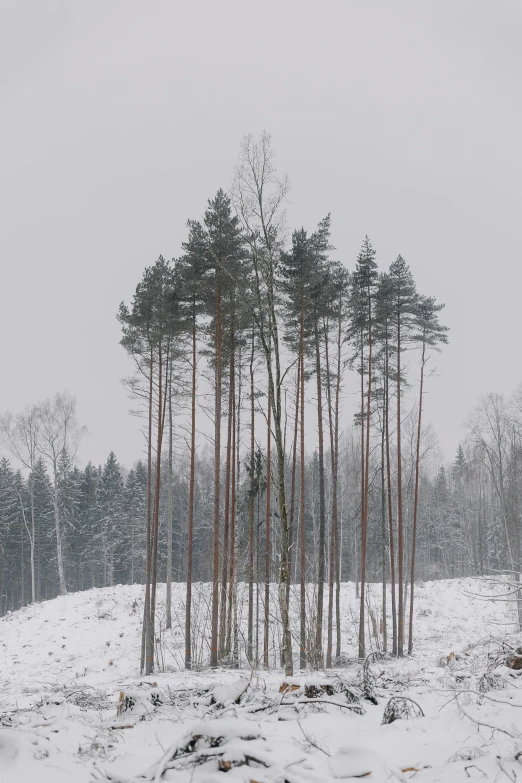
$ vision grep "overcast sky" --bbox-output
[1,0,520,468]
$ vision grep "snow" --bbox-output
[1,578,522,781]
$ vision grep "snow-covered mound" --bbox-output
[1,578,521,782]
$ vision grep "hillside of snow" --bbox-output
[2,578,522,782]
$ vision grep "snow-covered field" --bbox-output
[2,578,522,782]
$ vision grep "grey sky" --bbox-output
[1,0,520,468]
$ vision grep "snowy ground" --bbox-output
[2,578,522,782]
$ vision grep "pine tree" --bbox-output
[201,189,246,668]
[323,260,349,667]
[307,216,334,667]
[178,221,207,668]
[119,256,178,674]
[374,273,397,654]
[387,256,418,656]
[281,226,315,668]
[348,236,378,659]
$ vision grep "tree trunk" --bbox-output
[358,334,366,657]
[52,475,67,596]
[29,484,36,604]
[148,343,169,674]
[166,357,173,630]
[287,361,300,632]
[359,300,373,660]
[226,352,236,658]
[211,282,222,668]
[325,306,340,669]
[397,319,404,657]
[185,305,197,670]
[247,323,255,664]
[300,340,306,669]
[264,382,271,669]
[141,347,154,674]
[408,342,426,654]
[381,412,387,653]
[219,357,233,657]
[314,319,326,668]
[385,348,397,656]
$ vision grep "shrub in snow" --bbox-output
[477,671,506,693]
[361,654,384,705]
[447,746,486,763]
[381,696,424,725]
[334,652,353,667]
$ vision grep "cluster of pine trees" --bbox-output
[116,133,450,675]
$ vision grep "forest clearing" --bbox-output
[2,577,522,782]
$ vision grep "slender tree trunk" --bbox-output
[357,332,365,609]
[381,411,387,653]
[248,324,255,664]
[141,347,154,674]
[17,488,34,607]
[35,489,40,602]
[385,350,397,655]
[359,300,373,660]
[226,351,236,658]
[314,320,326,668]
[300,342,306,669]
[335,506,341,662]
[264,383,271,669]
[358,334,365,656]
[211,282,222,668]
[265,269,293,676]
[288,361,300,629]
[408,342,426,654]
[256,491,260,667]
[148,343,169,674]
[29,484,36,604]
[166,358,173,630]
[185,305,197,670]
[52,475,67,596]
[397,320,404,657]
[334,301,343,662]
[219,359,233,657]
[325,309,340,669]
